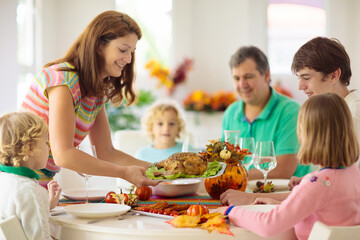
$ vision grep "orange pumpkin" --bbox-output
[135,186,152,200]
[187,204,209,216]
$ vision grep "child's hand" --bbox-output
[288,176,303,190]
[210,206,228,214]
[253,197,281,205]
[48,180,62,210]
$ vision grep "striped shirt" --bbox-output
[20,62,104,173]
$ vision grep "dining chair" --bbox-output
[113,130,151,156]
[308,221,360,240]
[0,215,28,240]
[113,130,151,190]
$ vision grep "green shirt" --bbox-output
[0,164,40,180]
[222,87,310,177]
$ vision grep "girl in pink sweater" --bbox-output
[215,93,360,240]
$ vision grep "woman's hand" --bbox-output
[123,166,159,187]
[288,176,303,190]
[253,197,281,205]
[48,180,62,209]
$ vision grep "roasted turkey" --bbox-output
[156,152,207,176]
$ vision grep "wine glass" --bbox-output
[253,141,277,184]
[76,144,97,204]
[224,130,240,146]
[239,137,255,172]
[182,134,202,153]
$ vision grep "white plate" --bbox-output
[247,179,290,193]
[64,203,131,218]
[240,204,277,212]
[62,188,111,201]
[151,162,226,181]
[130,210,173,220]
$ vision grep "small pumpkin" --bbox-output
[187,204,209,216]
[135,186,152,200]
[220,149,231,160]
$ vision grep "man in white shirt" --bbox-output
[291,36,360,146]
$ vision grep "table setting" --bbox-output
[50,133,296,239]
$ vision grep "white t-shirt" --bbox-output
[0,172,52,240]
[345,89,360,166]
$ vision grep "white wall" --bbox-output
[326,0,360,91]
[0,0,18,114]
[172,0,268,95]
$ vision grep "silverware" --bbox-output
[87,215,125,224]
[50,211,67,216]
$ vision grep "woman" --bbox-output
[20,10,157,188]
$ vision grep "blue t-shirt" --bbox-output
[135,142,183,163]
[222,87,311,177]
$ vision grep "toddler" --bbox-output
[0,112,61,240]
[135,100,185,163]
[215,93,360,240]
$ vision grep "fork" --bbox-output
[87,215,125,224]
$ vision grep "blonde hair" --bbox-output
[297,93,359,168]
[142,100,185,142]
[0,112,48,167]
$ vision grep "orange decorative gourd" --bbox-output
[204,162,247,200]
[187,204,209,216]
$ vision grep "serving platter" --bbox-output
[130,210,174,220]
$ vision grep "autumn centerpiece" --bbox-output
[199,140,248,199]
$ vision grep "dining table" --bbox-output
[50,194,297,240]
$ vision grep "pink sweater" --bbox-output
[228,164,360,240]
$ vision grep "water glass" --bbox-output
[239,137,255,172]
[182,134,202,153]
[253,141,277,184]
[76,144,97,203]
[224,130,240,146]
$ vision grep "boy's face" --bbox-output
[152,110,179,146]
[29,133,50,169]
[296,67,333,98]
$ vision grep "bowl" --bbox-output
[151,179,201,197]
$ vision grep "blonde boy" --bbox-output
[0,112,61,240]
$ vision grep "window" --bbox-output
[16,0,37,107]
[116,0,172,74]
[268,0,326,74]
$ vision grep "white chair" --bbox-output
[308,221,360,240]
[113,130,151,190]
[113,130,151,157]
[0,215,28,240]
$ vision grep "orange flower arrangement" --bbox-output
[145,58,193,94]
[183,90,237,112]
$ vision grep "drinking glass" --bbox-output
[76,144,97,203]
[239,137,255,172]
[253,141,277,184]
[224,130,240,146]
[182,134,202,153]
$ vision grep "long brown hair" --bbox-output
[45,11,142,106]
[297,93,359,168]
